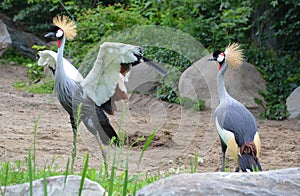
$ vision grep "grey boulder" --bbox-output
[0,19,12,56]
[286,86,300,119]
[1,175,105,196]
[179,54,265,109]
[137,168,300,196]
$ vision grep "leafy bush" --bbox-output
[246,47,300,120]
[2,47,33,66]
[66,4,148,65]
[245,0,300,119]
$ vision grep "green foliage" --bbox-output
[178,97,205,112]
[246,47,300,120]
[193,100,206,112]
[2,47,33,66]
[253,0,300,52]
[66,4,148,65]
[14,80,54,94]
[143,46,191,103]
[130,0,252,49]
[25,63,44,82]
[28,81,54,94]
[246,0,300,119]
[3,47,53,93]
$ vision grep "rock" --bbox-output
[1,175,105,196]
[125,62,163,94]
[0,13,46,59]
[137,168,300,195]
[179,54,266,109]
[179,55,218,109]
[0,20,12,56]
[286,86,300,119]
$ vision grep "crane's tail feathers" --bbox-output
[142,57,167,77]
[100,99,114,115]
[238,142,262,172]
[96,106,119,146]
[238,154,262,172]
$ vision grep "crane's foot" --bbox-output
[235,166,240,172]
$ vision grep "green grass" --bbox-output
[13,80,54,94]
[0,153,196,195]
[178,97,205,111]
[0,105,206,195]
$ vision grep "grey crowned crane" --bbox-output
[209,43,262,172]
[40,15,166,165]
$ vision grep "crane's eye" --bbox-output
[217,53,225,63]
[56,29,64,38]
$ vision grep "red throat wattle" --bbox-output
[218,65,222,71]
[57,40,62,48]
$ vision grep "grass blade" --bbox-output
[28,149,33,196]
[134,129,156,195]
[0,162,9,196]
[108,149,117,196]
[64,156,70,187]
[43,166,48,196]
[122,155,129,196]
[33,115,40,179]
[138,129,156,167]
[79,153,89,196]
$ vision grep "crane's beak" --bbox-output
[208,58,216,61]
[44,32,56,38]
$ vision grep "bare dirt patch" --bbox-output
[0,62,299,175]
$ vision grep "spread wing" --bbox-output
[37,50,57,73]
[81,42,142,106]
[37,50,84,82]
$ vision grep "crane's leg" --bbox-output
[70,115,78,170]
[94,132,108,173]
[220,137,227,172]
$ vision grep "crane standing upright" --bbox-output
[209,43,262,172]
[42,15,166,165]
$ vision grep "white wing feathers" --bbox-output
[37,50,57,71]
[81,42,141,106]
[37,50,84,82]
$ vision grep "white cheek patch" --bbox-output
[217,54,225,63]
[56,29,63,38]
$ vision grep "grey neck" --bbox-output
[217,61,228,102]
[55,37,67,80]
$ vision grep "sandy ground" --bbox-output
[0,62,299,176]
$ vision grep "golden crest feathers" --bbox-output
[53,15,77,40]
[224,43,244,69]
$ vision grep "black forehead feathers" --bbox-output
[50,25,60,32]
[213,50,222,58]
